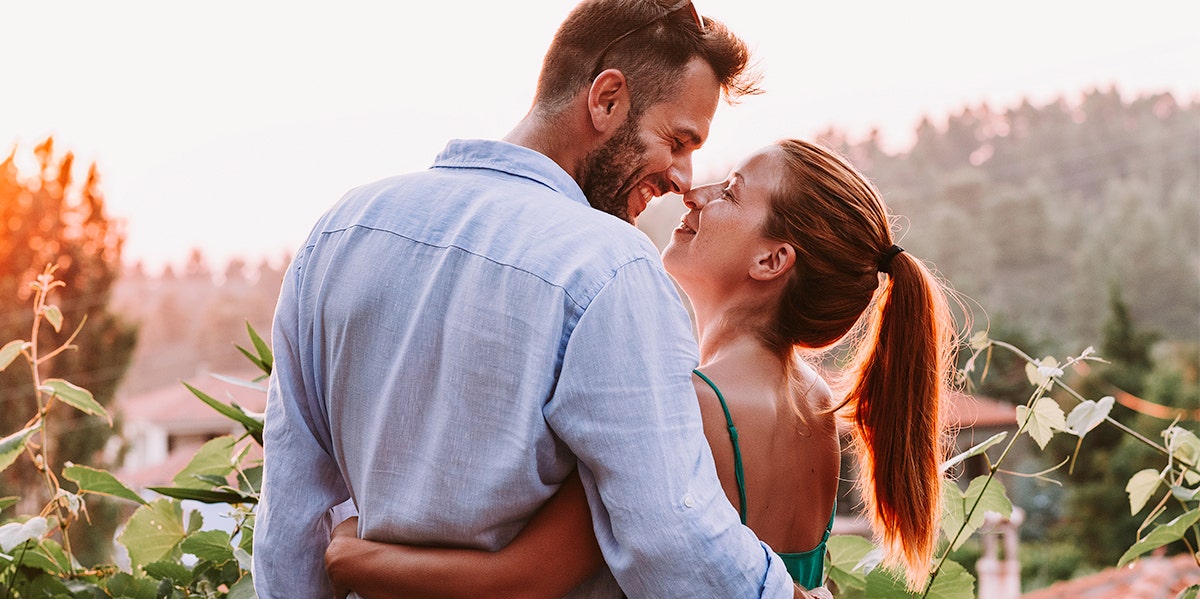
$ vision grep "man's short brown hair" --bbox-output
[535,0,762,115]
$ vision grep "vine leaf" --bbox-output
[237,320,273,376]
[180,529,235,563]
[1125,468,1163,515]
[941,432,1006,474]
[0,426,39,473]
[0,340,27,372]
[42,305,63,332]
[172,436,237,488]
[20,537,70,575]
[1165,427,1200,485]
[1171,484,1200,502]
[864,558,975,598]
[1025,355,1063,388]
[1065,396,1114,437]
[63,463,148,506]
[117,499,186,568]
[1015,397,1065,449]
[142,560,192,585]
[147,486,256,505]
[233,546,253,571]
[228,574,258,599]
[41,379,110,425]
[941,477,1013,551]
[148,436,260,504]
[1117,507,1200,567]
[183,382,264,445]
[825,535,875,593]
[0,516,49,553]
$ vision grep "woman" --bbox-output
[324,139,959,596]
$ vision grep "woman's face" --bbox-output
[662,145,783,295]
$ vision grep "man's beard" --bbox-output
[576,115,647,224]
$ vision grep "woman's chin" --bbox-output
[661,252,694,286]
[661,249,680,274]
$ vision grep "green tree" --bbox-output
[0,137,137,564]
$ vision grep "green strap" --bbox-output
[693,369,748,525]
[823,499,837,542]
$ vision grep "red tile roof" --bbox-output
[114,370,266,489]
[1022,553,1200,599]
[945,391,1017,430]
[116,370,266,432]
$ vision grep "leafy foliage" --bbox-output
[826,327,1199,597]
[0,269,265,596]
[0,138,137,563]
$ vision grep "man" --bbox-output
[255,1,817,596]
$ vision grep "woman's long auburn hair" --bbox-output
[760,139,958,591]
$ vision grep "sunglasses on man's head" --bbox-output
[591,0,706,79]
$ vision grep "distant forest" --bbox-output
[116,87,1199,397]
[858,88,1198,351]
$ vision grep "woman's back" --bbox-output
[693,353,840,555]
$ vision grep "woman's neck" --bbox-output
[693,301,775,367]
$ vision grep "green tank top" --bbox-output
[693,369,834,589]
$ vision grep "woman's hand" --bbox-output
[326,516,360,599]
[795,585,834,599]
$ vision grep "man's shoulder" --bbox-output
[316,160,665,293]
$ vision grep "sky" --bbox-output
[4,0,1198,272]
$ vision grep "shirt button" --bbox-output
[683,494,695,508]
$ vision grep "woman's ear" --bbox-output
[749,242,795,282]
[588,69,630,133]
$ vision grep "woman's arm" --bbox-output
[324,471,603,599]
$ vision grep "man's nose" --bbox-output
[667,156,693,196]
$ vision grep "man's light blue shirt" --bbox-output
[254,139,794,598]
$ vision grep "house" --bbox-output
[114,369,265,489]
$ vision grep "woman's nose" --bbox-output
[682,184,715,210]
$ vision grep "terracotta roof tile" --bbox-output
[1022,554,1200,599]
[116,370,266,429]
[945,391,1017,430]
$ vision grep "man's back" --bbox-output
[305,140,659,547]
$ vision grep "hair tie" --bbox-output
[878,244,904,274]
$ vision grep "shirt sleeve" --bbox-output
[253,256,351,598]
[544,258,795,598]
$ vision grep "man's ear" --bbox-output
[749,242,796,282]
[588,68,630,133]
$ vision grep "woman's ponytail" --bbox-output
[764,139,959,590]
[845,250,955,591]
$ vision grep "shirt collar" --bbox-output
[432,139,590,209]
